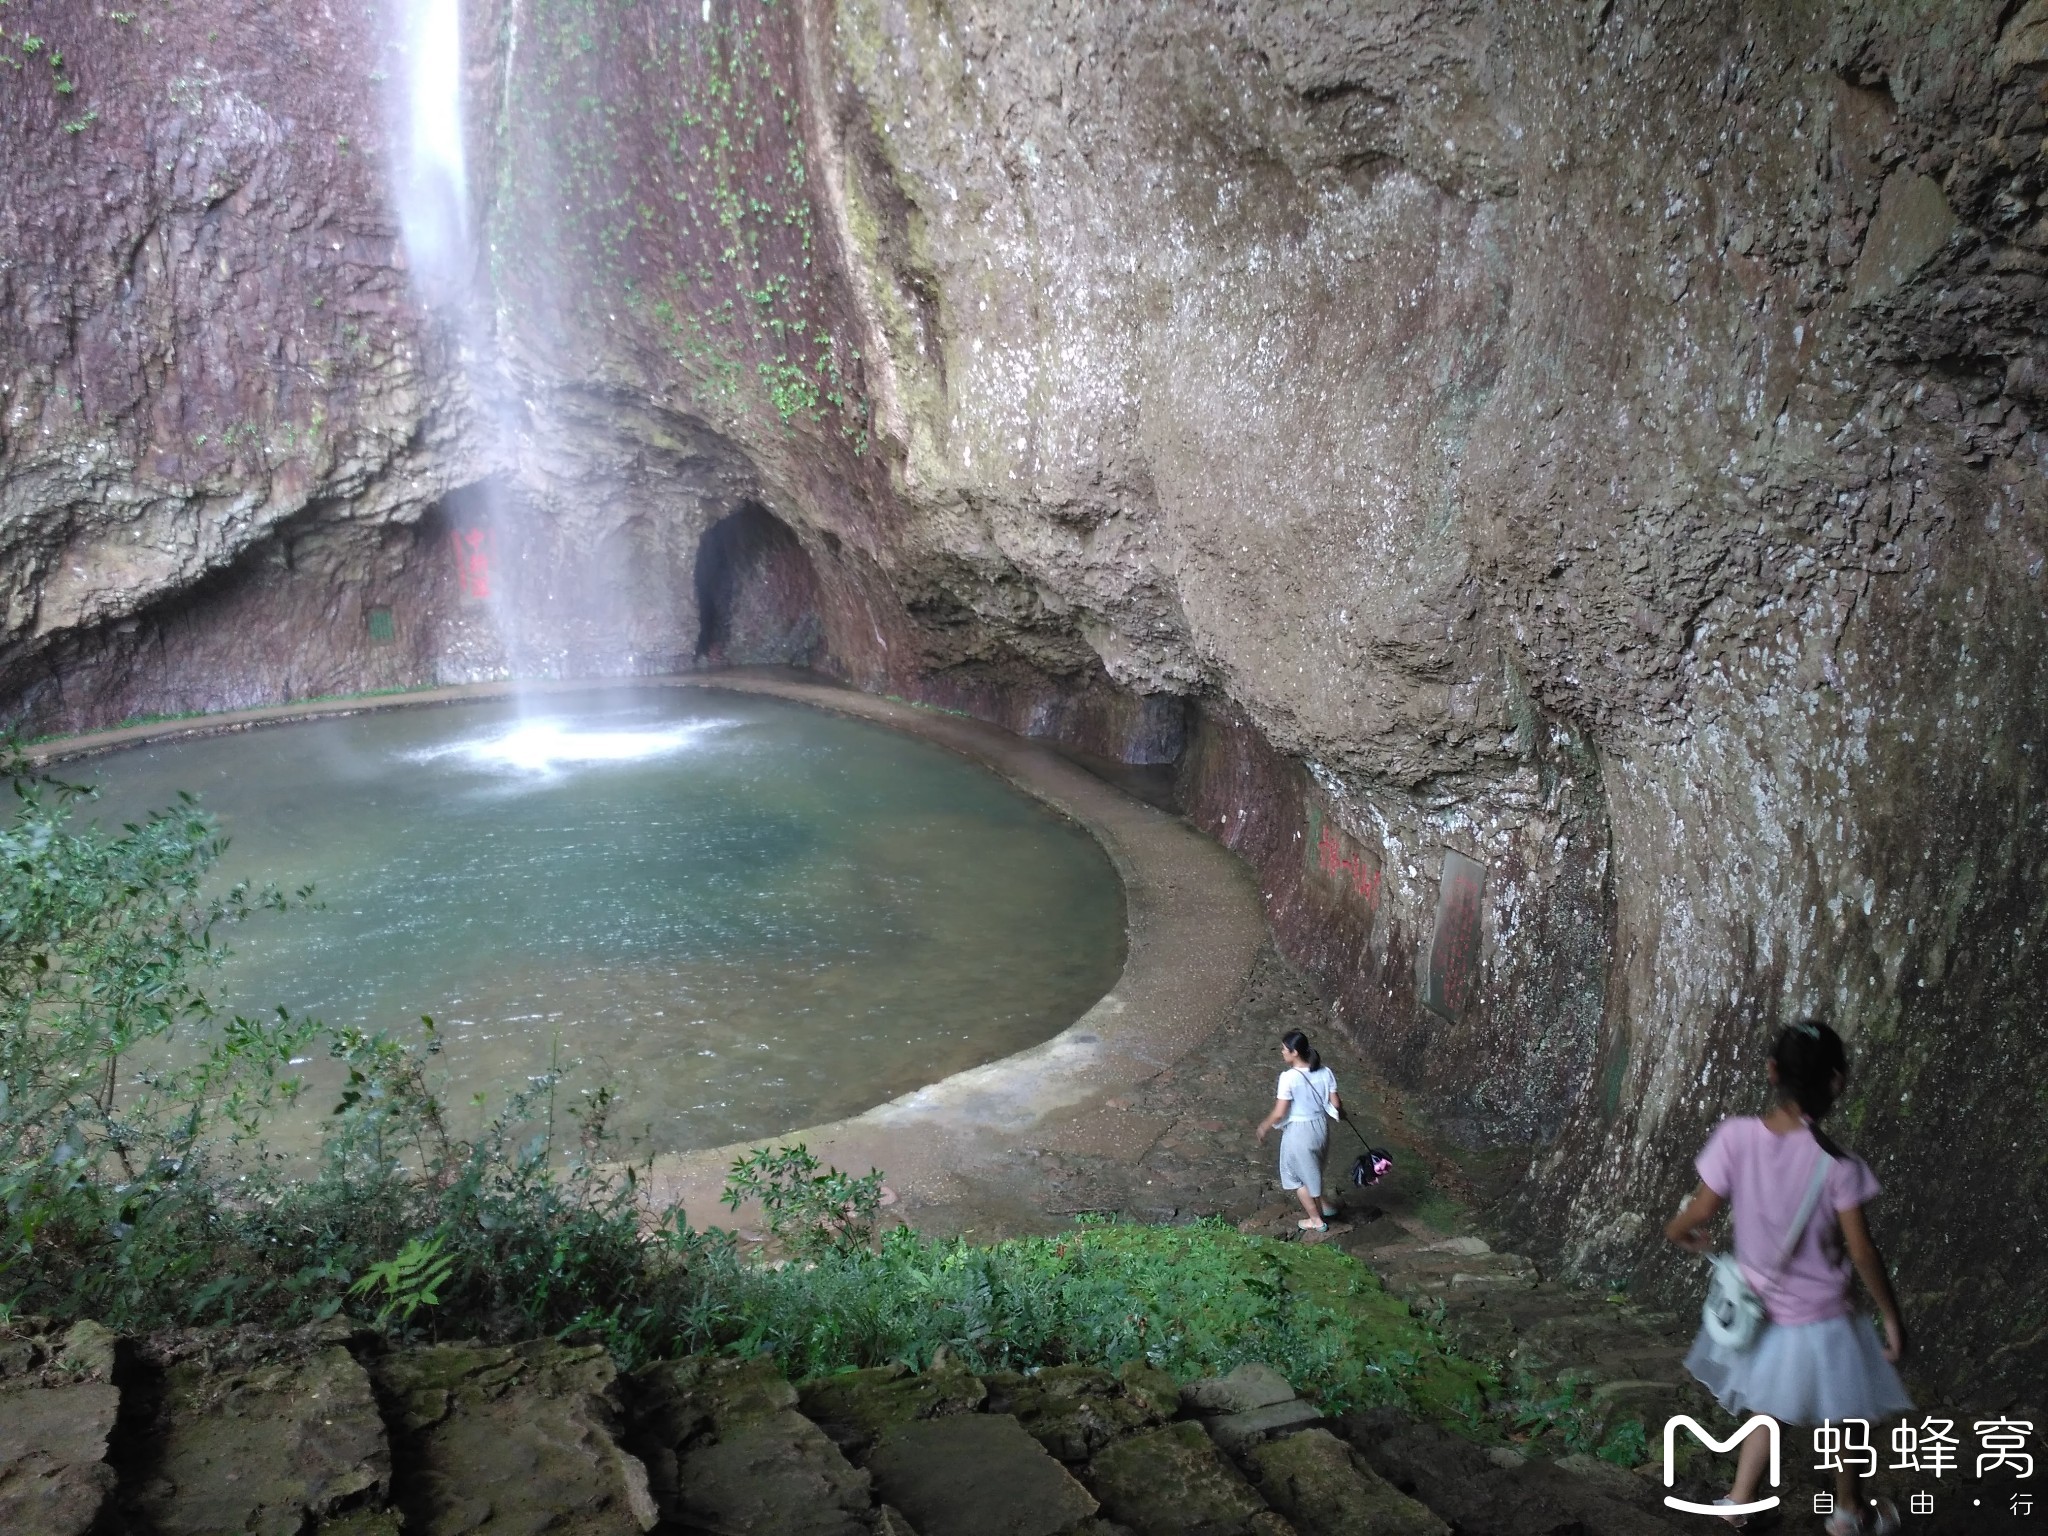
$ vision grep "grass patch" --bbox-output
[702,1219,1492,1421]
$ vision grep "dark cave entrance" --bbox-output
[692,503,824,667]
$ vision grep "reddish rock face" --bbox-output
[6,0,2046,1398]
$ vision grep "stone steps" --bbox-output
[1231,1194,1711,1469]
[4,1318,1706,1536]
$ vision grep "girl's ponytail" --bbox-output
[1769,1019,1849,1120]
[1281,1029,1321,1072]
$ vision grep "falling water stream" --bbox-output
[393,0,473,309]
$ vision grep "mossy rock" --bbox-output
[1082,1420,1275,1536]
[629,1352,797,1451]
[132,1343,388,1536]
[1246,1428,1449,1536]
[797,1360,987,1459]
[865,1414,1099,1536]
[370,1340,654,1536]
[984,1363,1175,1464]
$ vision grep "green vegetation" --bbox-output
[0,13,91,123]
[721,1143,885,1261]
[496,0,873,452]
[2,748,1637,1449]
[1502,1366,1651,1465]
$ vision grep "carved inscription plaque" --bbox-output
[1424,849,1486,1023]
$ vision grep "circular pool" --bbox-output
[76,688,1127,1156]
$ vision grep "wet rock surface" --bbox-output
[369,1339,658,1536]
[124,1332,388,1536]
[0,1323,122,1536]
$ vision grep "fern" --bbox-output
[348,1234,456,1329]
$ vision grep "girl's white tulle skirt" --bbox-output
[1684,1313,1914,1426]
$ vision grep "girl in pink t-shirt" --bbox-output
[1665,1021,1911,1535]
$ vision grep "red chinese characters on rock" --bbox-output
[1316,823,1384,909]
[449,526,493,602]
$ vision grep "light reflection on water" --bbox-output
[80,690,1127,1162]
[405,718,728,775]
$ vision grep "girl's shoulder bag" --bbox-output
[1700,1147,1833,1354]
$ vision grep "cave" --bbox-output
[692,503,825,667]
[2,0,2042,1524]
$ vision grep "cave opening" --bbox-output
[692,502,824,667]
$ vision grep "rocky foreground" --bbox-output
[2,1305,1712,1536]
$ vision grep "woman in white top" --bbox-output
[1254,1029,1341,1232]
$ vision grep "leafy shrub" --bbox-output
[720,1143,883,1260]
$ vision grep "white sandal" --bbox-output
[1825,1499,1899,1536]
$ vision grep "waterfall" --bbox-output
[384,0,660,685]
[388,0,529,682]
[394,0,472,308]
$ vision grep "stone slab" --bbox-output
[0,1320,124,1536]
[1181,1363,1297,1416]
[797,1362,987,1457]
[0,1382,121,1536]
[865,1413,1098,1536]
[1202,1398,1325,1457]
[1341,1417,1689,1536]
[1084,1420,1274,1536]
[628,1351,804,1505]
[674,1410,872,1536]
[373,1340,657,1536]
[1247,1429,1448,1536]
[131,1343,387,1536]
[984,1363,1173,1463]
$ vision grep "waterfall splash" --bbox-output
[408,718,728,776]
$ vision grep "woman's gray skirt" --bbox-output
[1278,1118,1329,1194]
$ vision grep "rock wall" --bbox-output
[4,0,2045,1398]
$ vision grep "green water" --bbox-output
[78,689,1126,1157]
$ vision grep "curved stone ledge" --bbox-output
[26,669,1268,1237]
